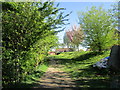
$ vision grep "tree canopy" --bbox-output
[78,6,118,52]
[63,25,84,50]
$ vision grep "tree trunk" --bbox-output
[118,31,120,45]
[77,45,79,51]
[97,42,102,52]
[99,48,102,52]
[108,45,120,71]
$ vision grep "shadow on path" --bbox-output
[4,51,120,89]
[33,60,76,88]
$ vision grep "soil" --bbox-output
[33,59,76,88]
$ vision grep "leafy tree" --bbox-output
[2,1,70,87]
[63,32,71,48]
[71,25,84,51]
[78,6,118,52]
[110,2,120,45]
[64,25,84,51]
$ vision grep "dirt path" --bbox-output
[33,59,76,88]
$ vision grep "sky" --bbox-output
[53,1,118,50]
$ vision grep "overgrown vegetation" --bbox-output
[2,1,70,87]
[48,50,120,88]
[5,63,49,88]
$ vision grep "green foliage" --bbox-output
[63,34,76,49]
[72,25,84,50]
[63,32,71,48]
[2,1,69,87]
[63,25,84,50]
[110,3,120,45]
[78,6,118,52]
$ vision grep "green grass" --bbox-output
[9,50,119,88]
[48,51,89,60]
[48,50,113,88]
[22,63,48,84]
[61,51,110,76]
[6,62,49,88]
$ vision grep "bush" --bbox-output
[2,2,69,87]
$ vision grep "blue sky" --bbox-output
[54,2,117,45]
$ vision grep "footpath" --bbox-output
[33,59,76,88]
